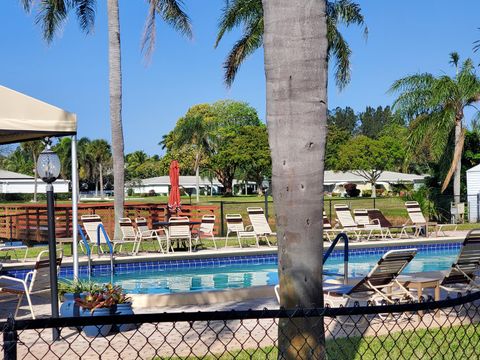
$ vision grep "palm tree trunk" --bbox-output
[263,0,327,358]
[33,159,38,203]
[99,163,104,200]
[453,121,462,205]
[107,0,125,239]
[195,152,200,202]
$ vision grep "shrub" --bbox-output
[127,188,134,197]
[148,189,156,197]
[362,189,372,197]
[344,183,360,197]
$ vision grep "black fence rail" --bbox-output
[2,291,480,359]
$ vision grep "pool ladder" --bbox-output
[77,224,115,283]
[323,233,349,285]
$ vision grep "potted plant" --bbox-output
[58,280,102,321]
[75,284,133,337]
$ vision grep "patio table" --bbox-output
[152,221,201,251]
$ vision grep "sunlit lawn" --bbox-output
[153,322,480,359]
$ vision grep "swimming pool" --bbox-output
[72,245,460,294]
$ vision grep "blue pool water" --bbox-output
[81,247,460,294]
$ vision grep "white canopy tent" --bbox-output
[0,85,80,278]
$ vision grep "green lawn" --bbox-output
[154,323,480,359]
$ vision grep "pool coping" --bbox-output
[1,234,467,272]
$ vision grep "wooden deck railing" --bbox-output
[0,203,220,243]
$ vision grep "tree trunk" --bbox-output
[99,163,104,200]
[107,0,125,239]
[371,181,376,198]
[33,160,38,203]
[195,152,200,202]
[453,121,462,205]
[263,0,327,358]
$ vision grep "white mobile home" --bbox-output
[467,164,480,222]
[0,169,69,194]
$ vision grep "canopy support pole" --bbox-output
[71,135,79,279]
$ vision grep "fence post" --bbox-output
[264,191,269,221]
[220,201,225,236]
[3,315,17,360]
[373,197,376,209]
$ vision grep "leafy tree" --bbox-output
[215,0,367,88]
[125,150,149,180]
[358,105,399,139]
[1,148,33,176]
[328,106,357,134]
[164,100,262,196]
[262,0,327,356]
[21,140,44,202]
[23,0,192,237]
[325,124,351,169]
[87,139,111,199]
[391,53,480,204]
[335,135,404,197]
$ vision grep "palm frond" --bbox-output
[142,0,192,60]
[215,0,262,48]
[21,0,33,12]
[36,0,71,43]
[327,0,368,38]
[74,0,96,34]
[223,17,263,87]
[328,26,351,90]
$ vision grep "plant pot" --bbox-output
[80,308,113,337]
[112,302,136,332]
[60,293,87,330]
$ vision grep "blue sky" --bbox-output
[0,1,479,155]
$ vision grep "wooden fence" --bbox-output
[0,203,220,244]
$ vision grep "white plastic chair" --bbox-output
[0,249,63,319]
[168,217,192,252]
[225,214,258,248]
[246,207,276,247]
[194,214,217,250]
[135,217,169,254]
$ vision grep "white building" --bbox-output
[467,164,480,222]
[324,170,427,196]
[0,169,69,194]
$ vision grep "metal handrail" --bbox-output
[77,225,92,281]
[96,223,115,282]
[323,232,349,285]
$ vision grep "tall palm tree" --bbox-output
[262,0,327,357]
[391,53,480,205]
[23,0,192,237]
[174,116,211,202]
[215,0,367,88]
[21,140,44,202]
[87,139,111,199]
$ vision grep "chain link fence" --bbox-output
[2,291,480,359]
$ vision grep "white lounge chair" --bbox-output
[0,241,28,262]
[334,204,372,241]
[225,214,258,248]
[0,249,63,319]
[81,214,135,254]
[193,214,217,250]
[168,216,192,252]
[323,211,348,242]
[404,201,448,237]
[247,207,276,247]
[135,217,168,254]
[324,248,417,307]
[354,209,388,240]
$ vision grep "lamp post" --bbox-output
[262,177,270,221]
[37,142,61,341]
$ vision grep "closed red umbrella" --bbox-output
[168,160,181,214]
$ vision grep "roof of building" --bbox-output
[466,163,480,173]
[0,169,69,183]
[324,170,426,184]
[136,176,224,187]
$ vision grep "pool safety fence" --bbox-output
[2,291,480,359]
